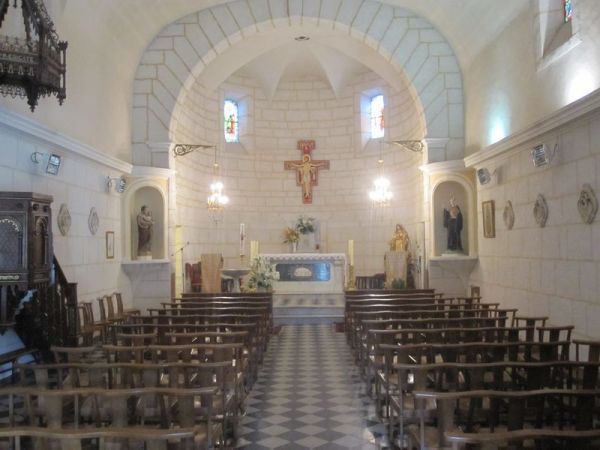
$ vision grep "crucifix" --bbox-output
[284,140,330,204]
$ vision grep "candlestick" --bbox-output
[348,239,354,266]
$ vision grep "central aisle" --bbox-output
[236,325,390,449]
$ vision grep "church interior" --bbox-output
[0,0,600,448]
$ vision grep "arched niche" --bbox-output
[123,179,168,261]
[431,175,476,257]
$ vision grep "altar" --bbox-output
[261,253,346,293]
[260,253,346,324]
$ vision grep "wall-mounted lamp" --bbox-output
[31,151,62,175]
[531,143,558,168]
[106,176,127,193]
[387,140,424,153]
[476,167,497,185]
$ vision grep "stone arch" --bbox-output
[132,0,464,166]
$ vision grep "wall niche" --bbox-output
[432,180,471,257]
[123,179,168,261]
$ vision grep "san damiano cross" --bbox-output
[284,140,330,204]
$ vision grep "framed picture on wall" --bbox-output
[106,231,115,259]
[482,200,496,238]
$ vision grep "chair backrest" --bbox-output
[96,297,107,322]
[113,292,124,315]
[104,294,116,320]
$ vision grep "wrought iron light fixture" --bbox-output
[173,143,216,157]
[388,140,425,153]
[207,146,229,219]
[0,0,67,111]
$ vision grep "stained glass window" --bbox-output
[564,0,572,22]
[370,95,385,139]
[224,100,239,143]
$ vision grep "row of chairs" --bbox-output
[77,292,139,345]
[0,293,274,449]
[343,289,600,449]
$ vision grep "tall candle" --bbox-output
[348,239,354,266]
[250,240,259,261]
[239,223,245,256]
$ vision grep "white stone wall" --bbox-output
[0,119,133,319]
[465,0,600,153]
[172,72,426,278]
[469,108,600,339]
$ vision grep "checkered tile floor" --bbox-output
[236,325,391,449]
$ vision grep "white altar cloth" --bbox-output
[261,253,346,294]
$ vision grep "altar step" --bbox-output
[272,293,344,325]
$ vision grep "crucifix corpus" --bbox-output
[284,140,330,204]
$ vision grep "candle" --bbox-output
[250,240,259,261]
[240,223,245,256]
[348,239,354,266]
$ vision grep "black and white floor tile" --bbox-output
[236,325,391,449]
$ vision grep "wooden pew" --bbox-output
[412,389,600,450]
[0,385,218,450]
[388,360,600,447]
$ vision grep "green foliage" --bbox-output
[296,216,316,234]
[391,278,406,289]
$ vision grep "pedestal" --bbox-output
[221,268,250,293]
[384,251,408,288]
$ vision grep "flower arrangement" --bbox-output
[296,216,316,234]
[247,256,280,290]
[283,226,300,244]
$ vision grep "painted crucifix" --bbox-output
[284,140,330,204]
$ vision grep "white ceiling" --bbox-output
[62,0,527,74]
[234,40,371,97]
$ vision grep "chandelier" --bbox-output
[207,146,229,216]
[0,0,67,112]
[368,159,393,207]
[369,136,393,207]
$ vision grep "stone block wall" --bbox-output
[171,72,427,278]
[0,115,132,319]
[470,107,600,339]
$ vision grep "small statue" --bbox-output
[137,205,154,257]
[443,197,463,252]
[389,224,409,252]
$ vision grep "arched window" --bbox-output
[370,95,384,139]
[224,100,239,143]
[564,0,572,22]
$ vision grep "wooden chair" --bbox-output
[80,301,105,343]
[112,291,140,319]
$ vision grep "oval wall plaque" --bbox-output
[503,200,515,230]
[533,194,548,228]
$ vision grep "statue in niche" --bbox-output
[443,196,463,252]
[389,224,410,252]
[137,205,154,257]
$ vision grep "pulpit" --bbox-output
[0,192,78,352]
